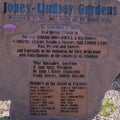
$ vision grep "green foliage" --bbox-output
[100,98,117,117]
[0,117,10,120]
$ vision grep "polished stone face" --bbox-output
[0,0,120,120]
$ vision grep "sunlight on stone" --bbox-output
[0,100,11,118]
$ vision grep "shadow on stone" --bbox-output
[112,74,120,91]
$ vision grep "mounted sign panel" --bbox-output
[0,0,120,120]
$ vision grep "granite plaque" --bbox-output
[0,0,120,120]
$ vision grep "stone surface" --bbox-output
[0,0,120,120]
[112,74,120,91]
[0,100,11,118]
[93,90,120,120]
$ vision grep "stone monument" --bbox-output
[0,0,120,120]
